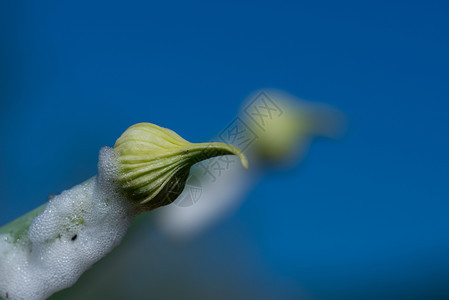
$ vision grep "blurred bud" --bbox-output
[241,89,345,164]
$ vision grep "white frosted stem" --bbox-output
[0,147,135,300]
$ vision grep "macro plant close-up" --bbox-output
[1,1,449,300]
[0,122,249,299]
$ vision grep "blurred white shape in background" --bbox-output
[155,89,345,240]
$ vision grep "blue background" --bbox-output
[1,1,448,299]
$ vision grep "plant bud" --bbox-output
[114,123,248,211]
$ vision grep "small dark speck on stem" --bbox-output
[71,234,77,241]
